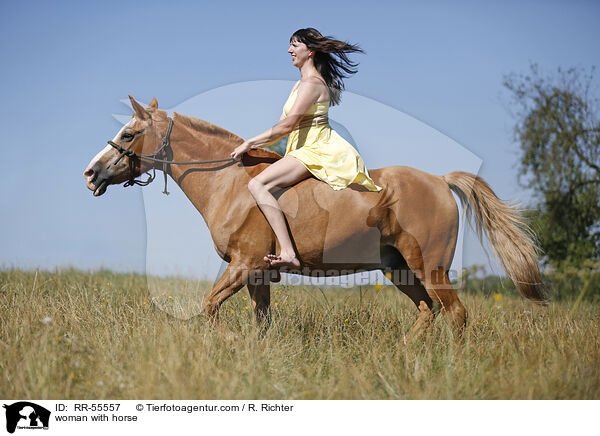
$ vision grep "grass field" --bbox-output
[1,268,598,399]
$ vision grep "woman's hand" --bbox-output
[231,141,252,161]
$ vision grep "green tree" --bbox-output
[503,64,600,267]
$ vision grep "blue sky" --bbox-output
[1,0,599,280]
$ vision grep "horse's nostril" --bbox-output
[84,167,94,178]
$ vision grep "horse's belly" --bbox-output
[318,224,381,264]
[282,187,383,267]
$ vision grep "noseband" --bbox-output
[107,117,234,195]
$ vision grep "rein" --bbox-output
[107,117,234,195]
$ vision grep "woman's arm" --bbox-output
[231,79,326,160]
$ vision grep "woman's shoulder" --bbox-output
[298,76,327,87]
[291,78,322,95]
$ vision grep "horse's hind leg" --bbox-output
[423,268,467,333]
[382,245,467,338]
[380,246,437,338]
[388,231,468,336]
[392,276,437,338]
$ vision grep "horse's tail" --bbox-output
[442,171,547,303]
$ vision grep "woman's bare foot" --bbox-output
[264,253,301,269]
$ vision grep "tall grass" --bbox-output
[0,268,598,399]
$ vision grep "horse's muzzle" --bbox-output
[84,164,110,196]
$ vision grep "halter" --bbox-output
[107,117,234,195]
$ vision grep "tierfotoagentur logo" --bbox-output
[2,402,50,433]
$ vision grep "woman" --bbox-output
[231,27,382,268]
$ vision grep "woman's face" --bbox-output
[288,37,312,68]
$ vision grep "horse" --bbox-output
[84,96,546,338]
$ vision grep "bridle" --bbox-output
[107,117,234,195]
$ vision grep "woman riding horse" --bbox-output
[231,28,382,269]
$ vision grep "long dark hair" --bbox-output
[290,27,364,106]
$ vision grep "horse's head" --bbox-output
[84,96,167,196]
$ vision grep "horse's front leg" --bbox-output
[247,282,271,328]
[203,262,248,321]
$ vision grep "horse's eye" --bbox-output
[121,133,134,142]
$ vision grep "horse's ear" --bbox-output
[148,97,158,109]
[129,95,150,120]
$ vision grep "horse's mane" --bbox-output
[172,112,282,161]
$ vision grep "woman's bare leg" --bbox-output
[247,155,311,268]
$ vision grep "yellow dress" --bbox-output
[281,87,383,192]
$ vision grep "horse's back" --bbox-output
[279,165,455,221]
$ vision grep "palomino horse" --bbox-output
[84,96,546,337]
